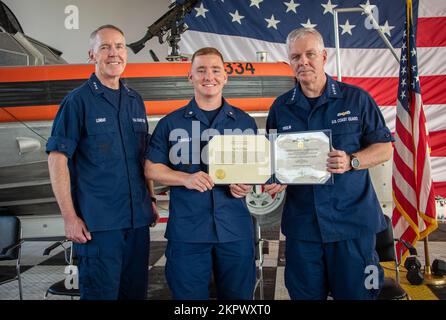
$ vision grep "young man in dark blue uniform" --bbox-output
[47,25,158,300]
[265,28,394,300]
[145,47,256,300]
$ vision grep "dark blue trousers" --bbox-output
[75,226,150,300]
[165,240,256,300]
[285,234,384,300]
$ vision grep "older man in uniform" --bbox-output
[265,28,394,300]
[47,25,158,300]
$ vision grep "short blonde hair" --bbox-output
[191,47,225,65]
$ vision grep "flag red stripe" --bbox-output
[429,130,446,156]
[393,148,417,187]
[417,17,446,47]
[342,76,446,106]
[434,182,446,197]
[395,117,415,154]
[415,100,429,194]
[392,177,418,216]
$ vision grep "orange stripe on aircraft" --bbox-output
[0,62,293,82]
[0,98,275,122]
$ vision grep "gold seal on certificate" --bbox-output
[215,169,226,180]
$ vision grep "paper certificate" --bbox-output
[208,135,272,184]
[207,130,332,185]
[274,131,332,184]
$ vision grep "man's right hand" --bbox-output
[183,171,214,192]
[64,215,92,243]
[263,183,287,195]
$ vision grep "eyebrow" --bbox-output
[196,65,222,70]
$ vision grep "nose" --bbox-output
[109,45,118,56]
[297,55,308,66]
[203,69,214,81]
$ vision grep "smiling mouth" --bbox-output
[202,84,217,87]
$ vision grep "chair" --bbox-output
[0,216,24,300]
[375,215,410,300]
[43,239,80,299]
[252,216,265,300]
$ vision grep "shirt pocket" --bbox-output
[170,139,201,173]
[330,123,361,153]
[132,121,147,157]
[85,118,120,163]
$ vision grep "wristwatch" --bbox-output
[150,196,157,204]
[350,154,360,170]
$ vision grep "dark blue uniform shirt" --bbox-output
[46,74,153,232]
[147,98,257,243]
[267,75,393,243]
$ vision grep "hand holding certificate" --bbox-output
[208,130,333,185]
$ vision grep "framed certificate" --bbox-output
[208,130,333,185]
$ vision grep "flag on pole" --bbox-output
[392,0,437,261]
[180,0,446,198]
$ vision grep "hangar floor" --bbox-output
[1,224,445,300]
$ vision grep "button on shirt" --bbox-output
[46,73,153,232]
[266,75,393,243]
[147,98,257,243]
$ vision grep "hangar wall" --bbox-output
[3,0,172,63]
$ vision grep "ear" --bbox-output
[88,50,95,63]
[187,72,193,83]
[322,49,328,65]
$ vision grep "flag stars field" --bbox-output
[284,0,300,13]
[339,20,356,35]
[380,20,395,37]
[229,10,244,24]
[321,0,337,15]
[195,3,209,18]
[250,0,263,9]
[301,18,317,29]
[265,15,280,29]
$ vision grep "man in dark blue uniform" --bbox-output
[145,47,256,300]
[265,28,394,300]
[47,25,158,300]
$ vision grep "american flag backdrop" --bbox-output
[179,0,446,199]
[392,0,437,259]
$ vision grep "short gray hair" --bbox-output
[286,28,325,54]
[89,24,125,49]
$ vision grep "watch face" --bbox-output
[351,157,360,169]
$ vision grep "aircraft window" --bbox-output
[0,1,23,33]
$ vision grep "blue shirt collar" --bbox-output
[285,74,343,107]
[184,98,237,125]
[88,73,136,97]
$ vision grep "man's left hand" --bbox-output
[229,184,253,198]
[327,148,352,174]
[150,201,160,228]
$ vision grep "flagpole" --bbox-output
[422,236,446,285]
